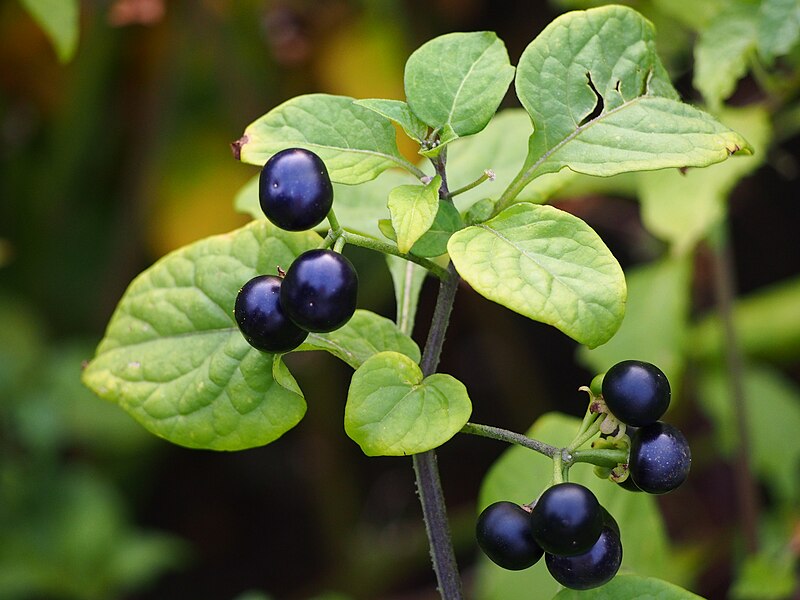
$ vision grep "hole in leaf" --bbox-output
[579,72,604,126]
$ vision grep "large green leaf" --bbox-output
[300,309,420,369]
[639,106,770,255]
[344,351,471,456]
[693,3,759,109]
[235,94,417,184]
[20,0,79,62]
[509,5,751,201]
[579,256,692,396]
[82,221,419,451]
[552,575,704,599]
[758,0,800,63]
[690,276,800,363]
[697,364,800,503]
[475,413,687,600]
[387,176,442,253]
[404,32,515,139]
[448,203,625,348]
[81,221,320,450]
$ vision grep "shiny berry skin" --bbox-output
[545,518,623,590]
[234,275,308,353]
[476,502,544,570]
[629,422,691,494]
[530,483,604,556]
[280,249,358,333]
[259,148,333,231]
[602,360,670,427]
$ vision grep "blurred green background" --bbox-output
[2,1,799,599]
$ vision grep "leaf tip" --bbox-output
[230,135,249,161]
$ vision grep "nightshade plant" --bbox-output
[82,5,752,598]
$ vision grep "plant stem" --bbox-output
[571,448,628,469]
[343,231,450,280]
[432,147,451,200]
[709,229,760,554]
[448,170,495,199]
[566,415,603,452]
[459,422,558,457]
[413,261,463,600]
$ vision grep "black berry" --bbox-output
[476,501,544,570]
[530,482,603,556]
[259,148,333,231]
[602,360,670,427]
[629,422,691,494]
[234,275,308,353]
[545,517,623,590]
[281,249,358,333]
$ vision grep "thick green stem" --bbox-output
[343,231,450,280]
[460,422,558,457]
[413,261,463,599]
[571,448,628,469]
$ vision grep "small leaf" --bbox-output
[758,0,800,63]
[386,255,428,337]
[404,32,515,137]
[21,0,79,62]
[639,106,770,254]
[235,94,416,184]
[552,575,704,599]
[82,221,321,451]
[300,309,420,369]
[344,352,471,456]
[355,98,429,142]
[693,3,759,109]
[579,256,692,396]
[388,176,442,253]
[409,200,463,258]
[447,203,626,348]
[511,5,751,197]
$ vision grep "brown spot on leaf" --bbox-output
[231,135,249,161]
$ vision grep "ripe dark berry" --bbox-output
[259,148,333,231]
[476,501,544,570]
[602,360,670,427]
[281,249,358,333]
[530,482,603,556]
[234,275,308,353]
[629,422,691,494]
[545,518,623,590]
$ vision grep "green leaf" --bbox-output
[388,176,442,253]
[409,200,463,257]
[510,5,751,199]
[233,173,261,219]
[20,0,79,62]
[579,257,692,395]
[693,3,759,109]
[758,0,800,63]
[344,351,471,456]
[355,98,429,142]
[299,309,420,369]
[386,255,428,337]
[404,32,515,138]
[81,220,322,451]
[730,550,798,600]
[639,106,770,254]
[697,363,800,502]
[235,94,418,184]
[447,203,626,348]
[552,575,704,599]
[476,413,688,600]
[690,276,800,362]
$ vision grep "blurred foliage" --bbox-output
[2,0,800,598]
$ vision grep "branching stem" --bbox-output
[460,422,558,457]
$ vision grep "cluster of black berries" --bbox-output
[477,483,621,589]
[602,360,691,494]
[234,148,358,353]
[476,360,691,590]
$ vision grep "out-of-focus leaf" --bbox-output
[693,3,758,109]
[639,105,769,255]
[758,0,800,63]
[20,0,79,62]
[697,364,800,502]
[730,551,797,600]
[552,575,704,599]
[690,276,800,362]
[579,256,692,395]
[386,255,428,336]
